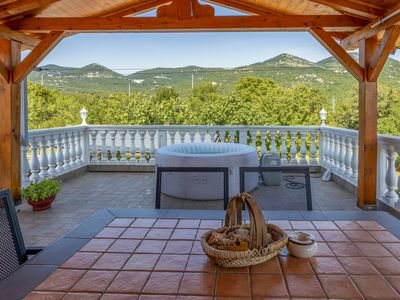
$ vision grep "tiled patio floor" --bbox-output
[16,171,358,247]
[24,217,400,299]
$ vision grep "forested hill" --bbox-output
[28,53,400,100]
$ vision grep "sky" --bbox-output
[37,5,400,74]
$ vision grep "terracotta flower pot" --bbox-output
[27,195,56,212]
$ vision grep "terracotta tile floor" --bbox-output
[16,172,359,248]
[24,218,400,299]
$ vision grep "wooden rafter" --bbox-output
[91,0,172,17]
[0,24,39,47]
[206,0,283,16]
[368,25,400,81]
[308,0,385,20]
[12,31,63,83]
[0,0,59,19]
[310,27,363,81]
[6,15,367,32]
[341,3,400,49]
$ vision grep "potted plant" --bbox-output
[20,179,61,211]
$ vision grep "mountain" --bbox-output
[28,53,400,99]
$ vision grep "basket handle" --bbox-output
[224,192,269,249]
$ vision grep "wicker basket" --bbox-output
[201,192,288,267]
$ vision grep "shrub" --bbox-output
[20,179,61,202]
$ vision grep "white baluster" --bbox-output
[344,137,352,176]
[179,130,186,144]
[148,130,156,163]
[199,130,206,143]
[280,131,288,164]
[329,133,335,166]
[63,133,71,169]
[309,131,318,165]
[75,131,83,165]
[270,130,277,154]
[382,145,399,205]
[169,130,176,144]
[100,131,108,163]
[139,130,146,163]
[230,130,236,143]
[189,130,196,143]
[350,138,358,179]
[250,131,257,147]
[290,131,298,164]
[29,138,41,182]
[337,135,344,173]
[39,136,49,179]
[56,134,64,172]
[323,132,330,166]
[119,130,127,162]
[69,132,77,166]
[239,130,247,145]
[109,130,117,162]
[158,130,167,148]
[48,135,57,177]
[299,131,308,165]
[90,131,98,164]
[21,145,30,186]
[129,130,137,163]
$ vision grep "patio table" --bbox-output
[1,208,400,299]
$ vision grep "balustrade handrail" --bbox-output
[28,125,87,138]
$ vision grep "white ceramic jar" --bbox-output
[287,231,318,258]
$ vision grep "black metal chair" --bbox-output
[0,189,42,281]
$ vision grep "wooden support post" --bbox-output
[358,38,378,209]
[0,39,21,200]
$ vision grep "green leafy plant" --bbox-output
[20,179,61,202]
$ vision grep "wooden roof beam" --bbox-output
[341,3,400,49]
[12,31,63,83]
[91,0,172,17]
[310,27,363,81]
[368,25,400,81]
[0,0,59,19]
[205,0,283,16]
[6,15,367,32]
[308,0,386,20]
[0,24,39,47]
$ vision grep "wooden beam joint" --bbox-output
[12,31,64,83]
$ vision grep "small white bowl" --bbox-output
[287,231,318,258]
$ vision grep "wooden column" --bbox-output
[0,39,21,199]
[357,38,378,209]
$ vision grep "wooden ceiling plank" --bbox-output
[308,0,385,19]
[0,0,59,19]
[12,31,63,83]
[341,3,400,49]
[0,24,39,47]
[205,0,283,15]
[368,25,400,81]
[310,27,363,80]
[6,15,367,32]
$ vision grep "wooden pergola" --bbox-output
[0,0,399,209]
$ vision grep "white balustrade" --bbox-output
[23,122,399,208]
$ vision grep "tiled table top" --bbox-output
[2,209,400,300]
